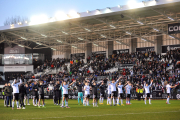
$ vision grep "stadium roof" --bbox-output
[0,0,180,51]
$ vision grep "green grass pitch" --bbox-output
[0,99,180,120]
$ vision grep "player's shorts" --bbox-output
[13,93,19,101]
[63,94,68,98]
[100,92,104,97]
[146,93,150,98]
[108,94,111,98]
[118,93,123,98]
[85,94,90,98]
[111,91,117,97]
[167,93,170,96]
[39,94,44,99]
[127,94,130,98]
[33,95,38,99]
[93,94,98,99]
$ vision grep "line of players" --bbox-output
[54,76,177,107]
[3,76,177,109]
[3,79,49,109]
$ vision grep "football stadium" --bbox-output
[0,0,180,120]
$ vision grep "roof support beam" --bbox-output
[69,23,107,48]
[1,33,31,49]
[126,12,180,41]
[72,22,129,47]
[94,18,154,44]
[29,28,85,50]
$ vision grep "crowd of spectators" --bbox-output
[35,58,70,73]
[1,47,180,96]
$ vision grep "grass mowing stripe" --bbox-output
[0,99,179,120]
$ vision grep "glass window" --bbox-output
[3,54,32,65]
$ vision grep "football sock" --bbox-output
[117,99,119,104]
[66,102,68,107]
[81,97,83,103]
[78,97,80,104]
[16,101,19,108]
[12,101,14,108]
[62,101,64,106]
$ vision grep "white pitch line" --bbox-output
[16,110,179,120]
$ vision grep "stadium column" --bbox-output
[106,41,113,58]
[64,47,71,59]
[129,38,137,53]
[85,43,92,62]
[154,35,162,54]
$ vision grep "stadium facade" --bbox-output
[0,0,180,74]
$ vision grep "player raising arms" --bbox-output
[37,81,48,108]
[90,80,100,107]
[76,81,84,105]
[107,82,111,105]
[12,79,22,110]
[84,81,91,106]
[125,82,133,105]
[61,80,76,108]
[110,76,122,106]
[99,81,106,105]
[117,81,128,106]
[144,80,153,105]
[166,81,177,104]
[32,81,38,106]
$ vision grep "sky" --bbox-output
[0,0,143,26]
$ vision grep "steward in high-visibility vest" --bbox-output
[140,89,143,94]
[140,87,144,100]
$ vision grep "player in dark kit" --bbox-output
[3,83,7,107]
[99,81,106,105]
[19,82,26,109]
[76,81,84,105]
[54,81,61,106]
[32,81,38,106]
[90,80,100,107]
[37,81,47,108]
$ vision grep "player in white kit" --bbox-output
[117,82,128,106]
[110,76,122,106]
[84,82,91,106]
[107,83,111,105]
[144,80,153,105]
[166,82,177,104]
[61,80,76,108]
[12,79,22,110]
[125,82,133,105]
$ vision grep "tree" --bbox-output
[4,16,29,26]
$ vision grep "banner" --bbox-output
[2,65,33,72]
[113,49,129,54]
[136,47,154,53]
[92,51,106,56]
[71,53,85,59]
[152,90,163,99]
[168,23,180,34]
[162,44,180,53]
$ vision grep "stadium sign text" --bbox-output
[168,23,180,34]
